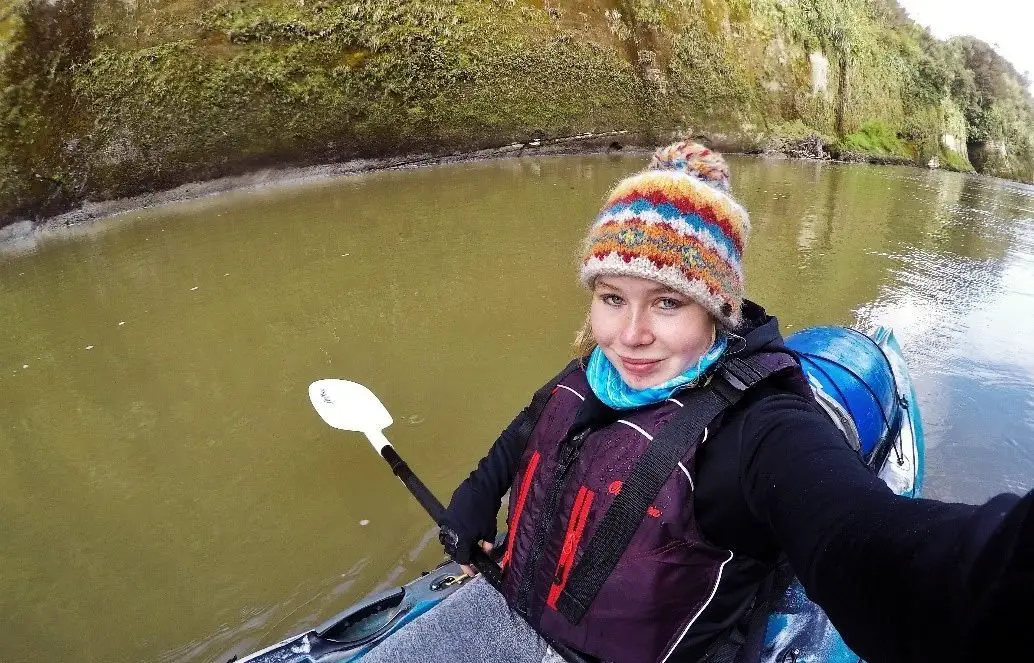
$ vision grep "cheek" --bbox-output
[658,313,712,358]
[669,330,705,360]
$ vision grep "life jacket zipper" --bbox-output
[515,427,590,616]
[547,485,594,609]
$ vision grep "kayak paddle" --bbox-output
[309,378,454,530]
[308,378,589,663]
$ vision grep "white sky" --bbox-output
[896,0,1034,83]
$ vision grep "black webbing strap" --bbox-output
[555,352,797,625]
[515,358,583,449]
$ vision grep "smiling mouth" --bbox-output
[619,357,662,376]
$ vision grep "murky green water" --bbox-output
[2,155,1033,663]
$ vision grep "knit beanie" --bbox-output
[579,141,750,329]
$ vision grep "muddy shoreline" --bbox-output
[0,131,958,255]
[0,132,645,252]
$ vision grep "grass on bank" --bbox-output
[834,121,912,159]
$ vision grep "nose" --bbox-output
[620,309,654,347]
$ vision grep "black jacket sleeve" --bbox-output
[440,408,530,563]
[736,393,1031,663]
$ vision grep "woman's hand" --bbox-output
[460,540,495,577]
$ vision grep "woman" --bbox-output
[440,143,1031,663]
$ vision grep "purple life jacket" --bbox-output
[499,352,802,663]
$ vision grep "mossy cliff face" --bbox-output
[1,0,96,219]
[2,0,651,222]
[1,0,1033,225]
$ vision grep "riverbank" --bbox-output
[3,1,1033,231]
[0,131,641,254]
[0,131,986,256]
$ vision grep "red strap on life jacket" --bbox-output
[500,450,541,570]
[547,485,595,609]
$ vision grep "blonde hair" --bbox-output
[573,313,596,360]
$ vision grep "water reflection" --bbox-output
[1,155,1033,663]
[847,172,1034,502]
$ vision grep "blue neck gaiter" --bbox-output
[585,335,729,410]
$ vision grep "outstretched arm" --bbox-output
[741,394,1031,663]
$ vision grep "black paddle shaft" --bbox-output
[377,444,589,663]
[380,445,447,520]
[379,445,506,584]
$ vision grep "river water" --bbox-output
[1,155,1033,663]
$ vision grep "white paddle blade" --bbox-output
[309,379,393,440]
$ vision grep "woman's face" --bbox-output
[589,275,716,389]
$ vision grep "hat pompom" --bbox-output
[648,141,730,193]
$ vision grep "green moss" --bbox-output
[666,20,761,128]
[769,119,830,143]
[69,0,649,203]
[939,148,974,173]
[0,0,95,219]
[835,120,912,158]
[0,5,22,51]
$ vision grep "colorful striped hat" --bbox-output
[579,141,750,329]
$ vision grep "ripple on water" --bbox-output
[850,176,1034,503]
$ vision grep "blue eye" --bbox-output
[658,298,682,310]
[601,294,623,306]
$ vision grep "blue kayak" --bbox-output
[235,325,924,663]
